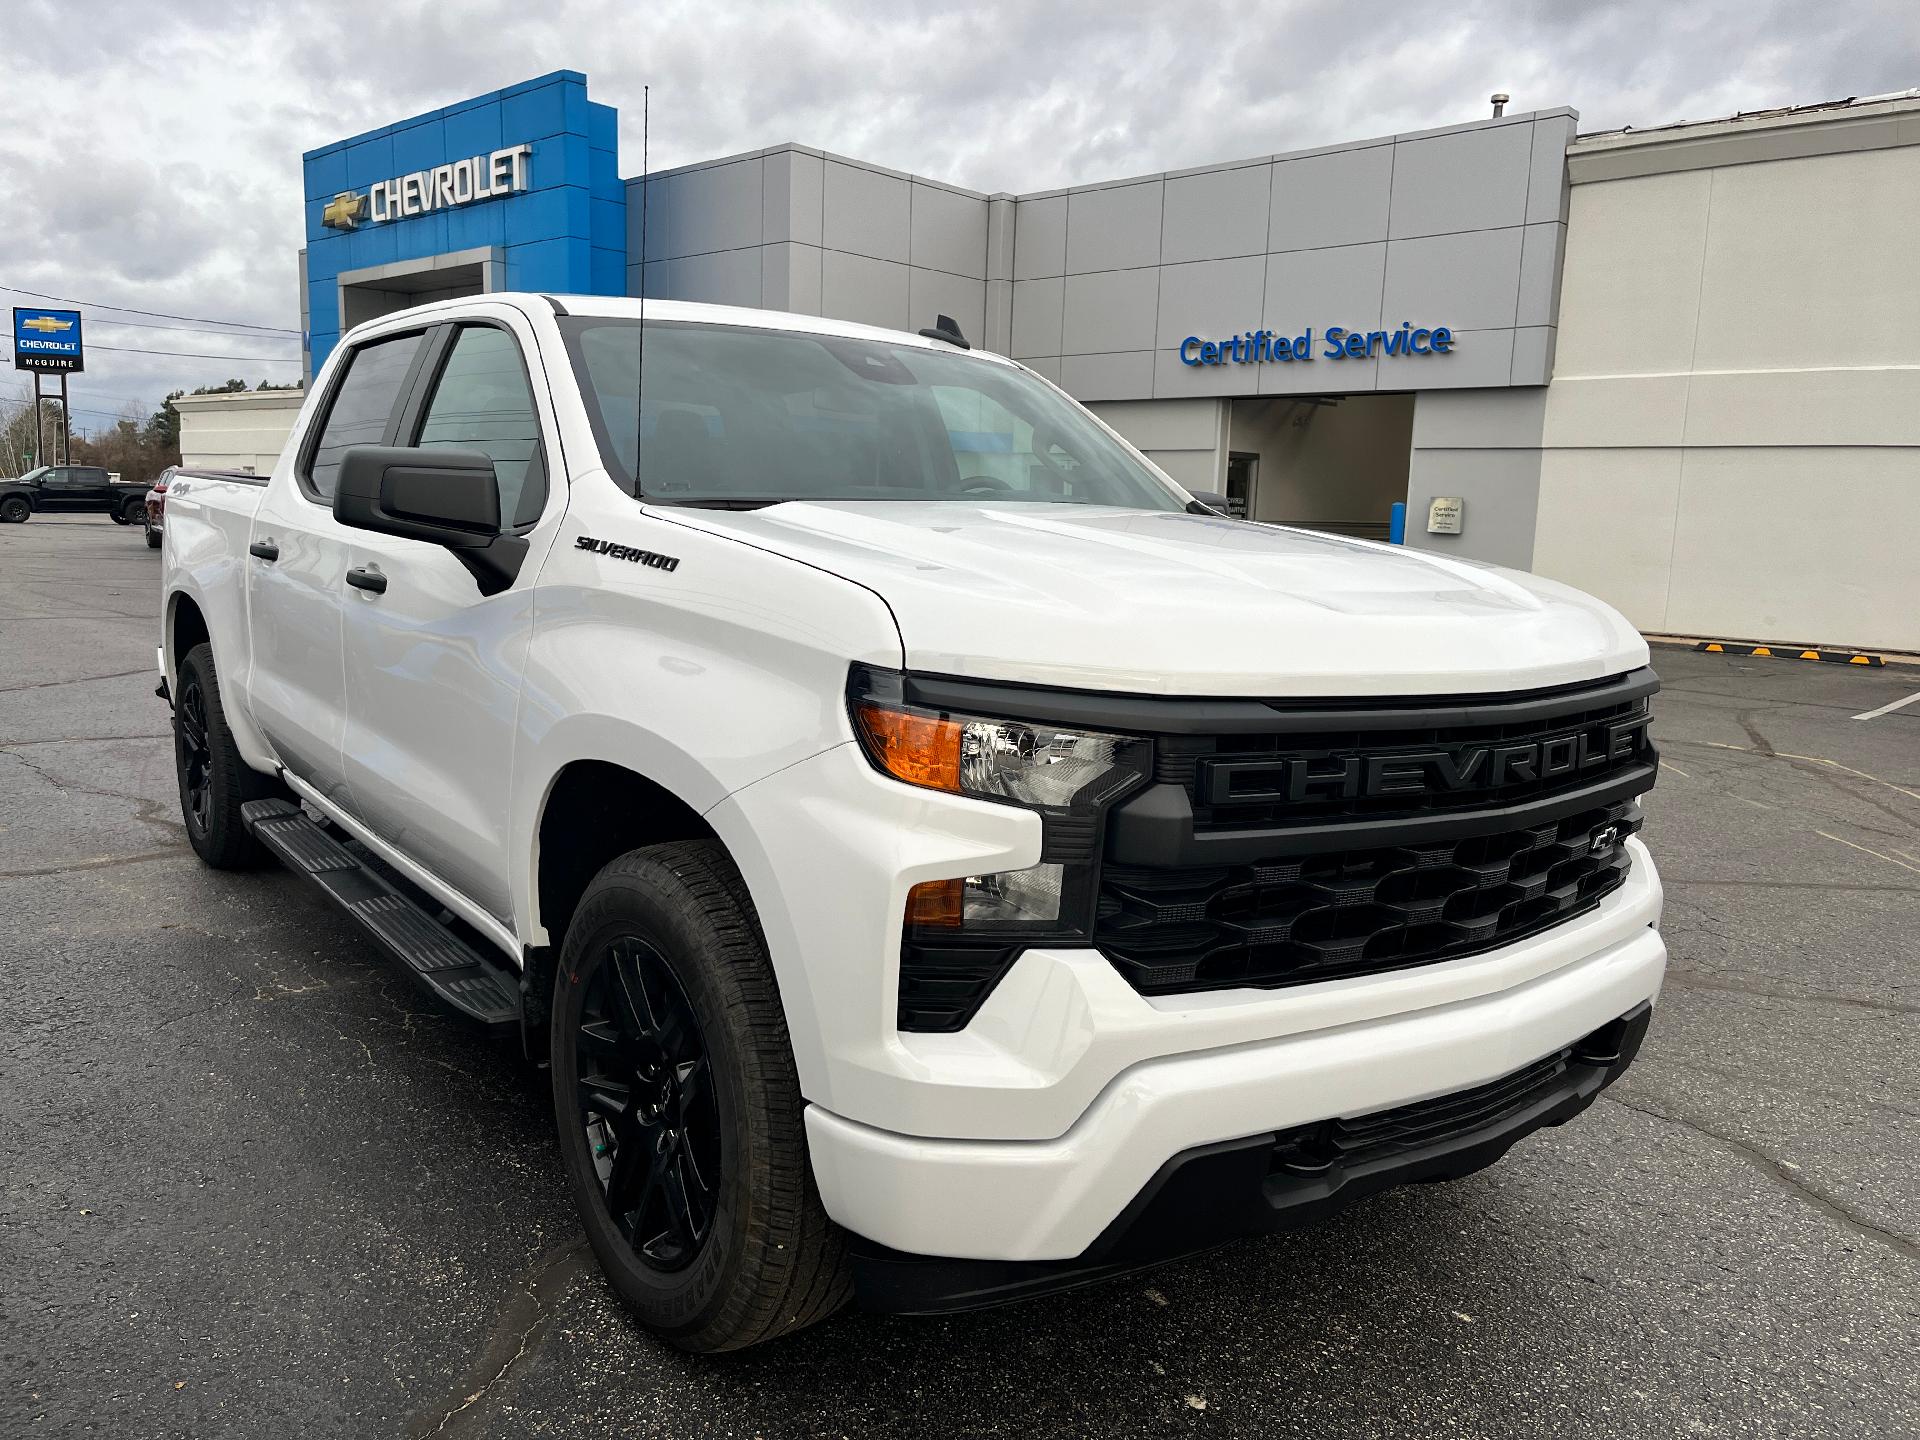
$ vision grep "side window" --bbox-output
[414,326,546,527]
[305,332,422,502]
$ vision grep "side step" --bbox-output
[242,799,520,1033]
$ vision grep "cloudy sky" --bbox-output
[1,0,1914,431]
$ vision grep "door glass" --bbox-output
[1225,453,1257,520]
[415,326,545,526]
[306,333,422,502]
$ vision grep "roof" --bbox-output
[1577,87,1920,143]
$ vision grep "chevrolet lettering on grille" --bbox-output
[1199,715,1652,807]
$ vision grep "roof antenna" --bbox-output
[917,313,971,350]
[634,83,650,499]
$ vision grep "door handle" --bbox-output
[345,566,388,594]
[248,540,279,561]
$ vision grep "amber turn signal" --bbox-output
[852,701,963,793]
[905,877,965,928]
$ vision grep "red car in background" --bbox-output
[142,466,177,549]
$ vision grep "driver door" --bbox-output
[339,314,565,922]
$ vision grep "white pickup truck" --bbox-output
[159,294,1664,1350]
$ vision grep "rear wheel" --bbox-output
[145,526,162,549]
[551,841,850,1351]
[174,643,274,869]
[0,496,29,524]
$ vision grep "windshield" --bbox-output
[560,318,1186,511]
[16,466,50,483]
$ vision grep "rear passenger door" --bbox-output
[247,328,427,803]
[38,468,86,511]
[338,314,564,921]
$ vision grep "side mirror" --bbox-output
[333,445,527,595]
[1186,489,1235,517]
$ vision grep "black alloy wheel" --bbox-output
[551,840,850,1350]
[176,675,214,834]
[577,936,721,1271]
[0,496,29,524]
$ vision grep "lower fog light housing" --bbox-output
[899,864,1081,1033]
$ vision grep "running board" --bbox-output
[241,799,520,1032]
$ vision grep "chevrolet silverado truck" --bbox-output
[158,294,1663,1351]
[1,463,152,526]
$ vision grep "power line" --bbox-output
[0,283,301,336]
[4,339,299,364]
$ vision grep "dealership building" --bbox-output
[255,71,1920,651]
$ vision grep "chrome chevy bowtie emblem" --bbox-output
[1590,824,1621,854]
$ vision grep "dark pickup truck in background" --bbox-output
[0,465,154,526]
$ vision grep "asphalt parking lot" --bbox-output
[1,514,1915,1439]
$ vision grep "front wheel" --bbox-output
[550,841,850,1351]
[173,643,274,868]
[0,496,29,524]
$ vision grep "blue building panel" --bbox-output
[591,196,625,251]
[443,100,504,159]
[505,236,589,292]
[343,132,395,189]
[589,101,618,154]
[390,117,447,176]
[591,246,626,297]
[301,70,620,375]
[304,146,348,203]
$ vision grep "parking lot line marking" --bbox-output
[1852,690,1920,721]
[1705,742,1920,803]
[1660,760,1692,779]
[1815,830,1920,877]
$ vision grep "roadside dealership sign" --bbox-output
[12,307,84,373]
[321,143,533,231]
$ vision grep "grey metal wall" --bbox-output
[628,147,992,345]
[1006,109,1575,402]
[627,109,1574,409]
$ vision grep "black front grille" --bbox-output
[1095,800,1639,995]
[1163,690,1653,831]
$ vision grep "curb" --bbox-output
[1692,641,1883,667]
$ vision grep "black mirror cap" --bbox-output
[332,445,527,596]
[1186,490,1234,516]
[334,445,500,543]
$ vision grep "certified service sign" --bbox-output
[12,307,84,373]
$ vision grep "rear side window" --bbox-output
[413,326,546,527]
[305,333,422,502]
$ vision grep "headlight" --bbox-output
[848,671,1145,814]
[848,665,1152,1033]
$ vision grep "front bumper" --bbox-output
[804,902,1664,1264]
[851,1000,1653,1314]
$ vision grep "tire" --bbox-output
[111,506,129,524]
[0,496,28,524]
[123,497,147,526]
[551,841,850,1351]
[145,527,162,549]
[174,642,275,869]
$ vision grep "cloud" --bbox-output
[1,0,1915,426]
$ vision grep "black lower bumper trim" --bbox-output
[849,1001,1652,1315]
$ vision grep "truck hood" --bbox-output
[663,502,1648,697]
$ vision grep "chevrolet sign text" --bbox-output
[368,144,532,223]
